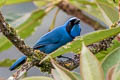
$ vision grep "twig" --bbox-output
[48,8,60,32]
[57,37,116,70]
[8,62,33,80]
[57,0,106,30]
[88,36,115,54]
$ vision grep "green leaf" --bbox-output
[99,0,118,7]
[10,13,31,27]
[115,72,120,80]
[0,59,16,67]
[52,70,82,80]
[72,72,82,80]
[102,47,120,78]
[33,0,50,8]
[69,0,106,24]
[48,8,59,31]
[51,59,79,80]
[22,76,53,80]
[0,36,12,52]
[52,69,62,80]
[114,71,120,80]
[106,65,116,80]
[80,43,104,80]
[5,13,23,24]
[16,9,46,38]
[96,2,118,26]
[69,0,96,6]
[106,63,120,80]
[112,63,120,80]
[0,0,5,6]
[69,0,118,26]
[0,0,36,6]
[41,26,120,62]
[0,9,46,52]
[96,40,120,61]
[0,0,5,7]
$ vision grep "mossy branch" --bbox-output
[0,11,50,80]
[0,9,118,80]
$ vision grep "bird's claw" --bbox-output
[58,55,73,60]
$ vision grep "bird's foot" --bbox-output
[57,55,73,60]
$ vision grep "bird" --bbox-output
[9,17,81,71]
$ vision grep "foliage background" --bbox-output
[0,2,94,78]
[0,0,120,80]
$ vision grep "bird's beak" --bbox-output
[74,19,80,24]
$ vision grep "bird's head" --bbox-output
[65,17,81,38]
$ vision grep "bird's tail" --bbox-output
[9,56,27,71]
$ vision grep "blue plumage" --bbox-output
[9,17,81,71]
[9,56,26,71]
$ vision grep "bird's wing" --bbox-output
[33,31,61,49]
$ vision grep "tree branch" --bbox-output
[0,11,33,57]
[8,62,33,80]
[57,0,106,30]
[0,11,52,80]
[0,8,117,79]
